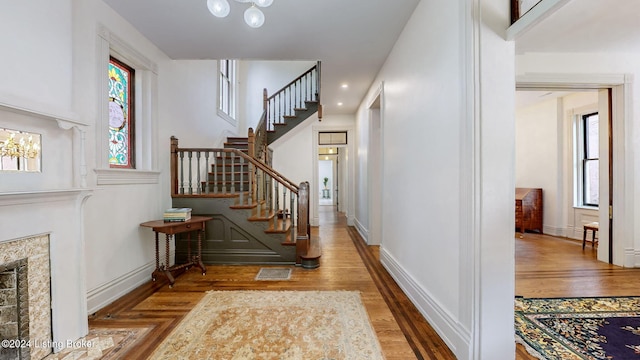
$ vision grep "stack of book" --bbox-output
[163,208,192,222]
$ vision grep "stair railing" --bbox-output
[263,61,321,132]
[171,136,305,246]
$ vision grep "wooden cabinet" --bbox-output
[515,188,543,237]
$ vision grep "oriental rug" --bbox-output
[149,290,385,360]
[515,296,640,359]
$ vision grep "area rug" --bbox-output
[149,290,385,359]
[255,267,292,281]
[43,327,151,360]
[515,296,640,359]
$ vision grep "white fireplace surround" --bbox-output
[0,234,51,360]
[0,190,92,354]
[0,101,93,354]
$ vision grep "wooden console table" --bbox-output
[140,216,212,288]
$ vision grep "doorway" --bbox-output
[515,88,612,264]
[314,130,351,227]
[318,148,338,207]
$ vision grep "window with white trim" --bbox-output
[95,26,160,185]
[576,112,599,207]
[218,59,236,123]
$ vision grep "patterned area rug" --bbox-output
[515,296,640,359]
[149,290,385,359]
[43,327,151,360]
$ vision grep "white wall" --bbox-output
[355,0,515,358]
[515,96,560,233]
[0,0,74,117]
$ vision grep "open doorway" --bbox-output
[318,147,338,207]
[515,88,612,263]
[314,131,350,226]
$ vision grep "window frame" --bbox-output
[95,25,160,185]
[217,59,237,125]
[108,56,136,169]
[576,111,599,208]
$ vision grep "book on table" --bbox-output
[163,208,192,222]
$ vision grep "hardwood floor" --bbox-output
[89,211,640,359]
[89,206,454,359]
[515,232,640,359]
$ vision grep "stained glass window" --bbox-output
[108,57,135,168]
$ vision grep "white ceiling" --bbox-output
[514,0,640,109]
[102,0,420,116]
[515,0,640,54]
[102,0,640,115]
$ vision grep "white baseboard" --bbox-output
[542,225,565,237]
[626,248,640,267]
[380,248,470,359]
[86,260,155,314]
[354,218,368,243]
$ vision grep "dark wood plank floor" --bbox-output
[88,209,640,359]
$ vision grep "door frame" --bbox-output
[311,125,355,227]
[516,73,633,267]
[366,84,384,245]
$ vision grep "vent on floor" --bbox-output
[255,268,292,281]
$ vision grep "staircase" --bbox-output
[170,62,323,268]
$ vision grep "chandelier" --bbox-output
[207,0,274,28]
[0,132,40,159]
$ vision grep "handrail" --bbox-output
[176,146,298,194]
[266,64,318,103]
[263,62,321,132]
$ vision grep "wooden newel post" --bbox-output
[170,136,179,196]
[248,128,255,159]
[263,88,268,111]
[248,128,257,205]
[296,181,310,264]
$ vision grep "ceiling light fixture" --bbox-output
[207,0,273,28]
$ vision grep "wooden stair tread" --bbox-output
[248,210,275,221]
[265,218,292,234]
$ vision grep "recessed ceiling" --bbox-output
[102,0,420,116]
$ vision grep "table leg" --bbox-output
[164,234,175,287]
[187,231,192,267]
[152,231,160,281]
[197,228,206,275]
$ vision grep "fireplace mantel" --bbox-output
[0,97,87,130]
[0,189,92,208]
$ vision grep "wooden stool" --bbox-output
[583,222,599,250]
